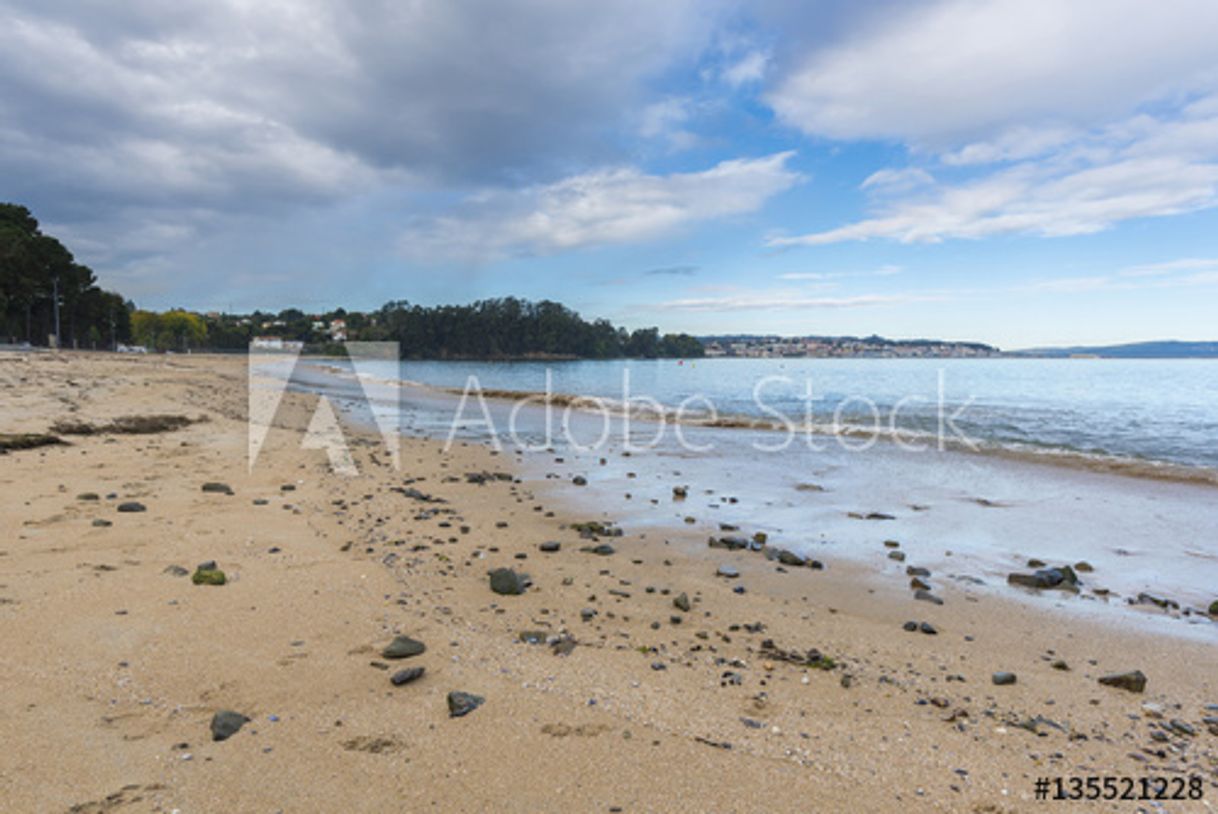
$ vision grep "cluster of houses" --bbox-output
[249,317,346,352]
[702,336,998,358]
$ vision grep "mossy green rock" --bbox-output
[192,568,227,586]
[1209,600,1218,616]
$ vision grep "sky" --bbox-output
[3,0,1218,349]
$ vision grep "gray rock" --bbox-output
[672,486,688,498]
[382,635,426,660]
[210,710,249,741]
[489,568,529,595]
[887,550,906,562]
[902,621,918,632]
[580,607,597,621]
[673,592,691,612]
[447,691,484,718]
[919,622,938,635]
[391,667,425,686]
[716,564,739,579]
[777,550,807,567]
[992,671,1017,686]
[709,535,750,550]
[581,543,615,556]
[538,541,561,553]
[92,519,113,528]
[201,482,234,495]
[914,589,943,605]
[1169,719,1196,737]
[1098,670,1147,693]
[77,493,99,501]
[116,502,146,513]
[1136,592,1178,610]
[1007,566,1079,590]
[572,476,587,486]
[197,560,218,572]
[163,565,190,577]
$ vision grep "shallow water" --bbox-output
[278,357,1218,636]
[387,357,1218,475]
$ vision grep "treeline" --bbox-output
[197,299,704,359]
[0,204,131,347]
[366,299,704,359]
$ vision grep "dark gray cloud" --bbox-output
[0,0,724,286]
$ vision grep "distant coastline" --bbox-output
[1010,340,1218,359]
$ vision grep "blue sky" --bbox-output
[3,0,1218,348]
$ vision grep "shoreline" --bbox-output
[3,351,1217,812]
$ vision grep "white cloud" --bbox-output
[655,292,941,312]
[766,0,1218,148]
[1020,257,1218,293]
[770,101,1218,246]
[402,152,801,262]
[777,264,902,280]
[1118,257,1218,278]
[722,50,768,87]
[860,168,934,192]
[636,97,702,151]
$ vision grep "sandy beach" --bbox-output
[2,351,1217,813]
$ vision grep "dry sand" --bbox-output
[1,351,1216,813]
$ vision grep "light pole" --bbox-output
[51,273,61,348]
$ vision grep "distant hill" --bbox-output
[1015,340,1218,359]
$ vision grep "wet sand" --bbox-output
[2,351,1217,813]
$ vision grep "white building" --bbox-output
[251,336,304,352]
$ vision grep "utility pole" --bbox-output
[52,274,61,349]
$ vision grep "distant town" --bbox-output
[699,334,1000,359]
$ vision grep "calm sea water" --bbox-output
[383,358,1218,473]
